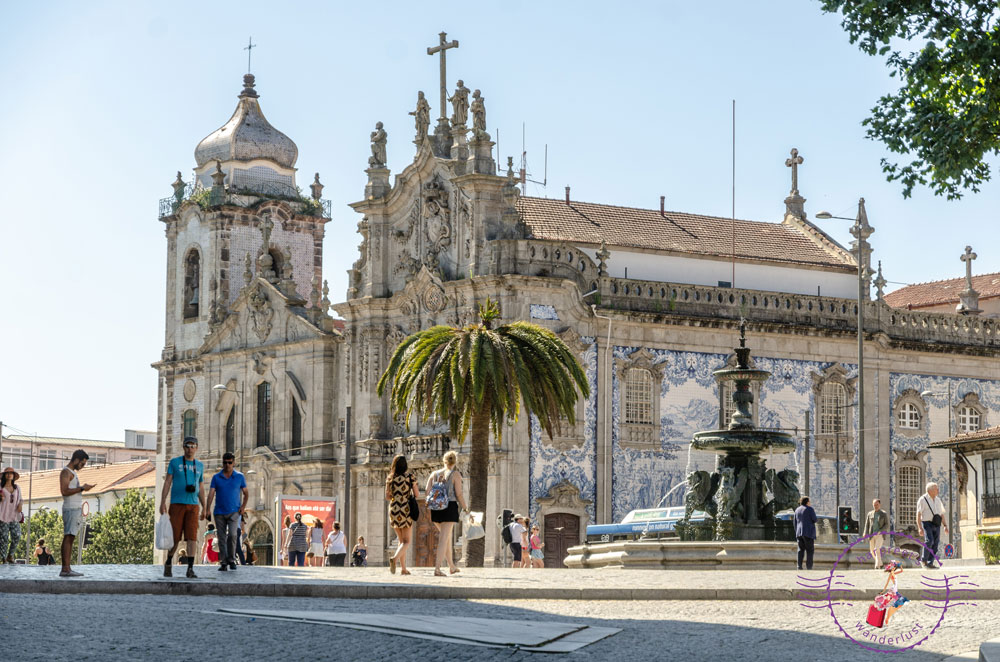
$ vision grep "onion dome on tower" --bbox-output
[192,74,299,197]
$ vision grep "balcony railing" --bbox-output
[985,493,1000,519]
[159,182,331,219]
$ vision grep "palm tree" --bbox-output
[377,298,589,567]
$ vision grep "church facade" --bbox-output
[154,66,1000,565]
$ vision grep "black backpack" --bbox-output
[501,524,513,545]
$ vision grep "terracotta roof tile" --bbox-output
[884,273,1000,309]
[516,197,854,269]
[21,461,154,502]
[929,425,1000,447]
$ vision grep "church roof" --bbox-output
[884,273,1000,309]
[515,197,853,269]
[194,74,298,169]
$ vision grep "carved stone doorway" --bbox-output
[543,513,579,568]
[248,520,273,566]
[412,504,439,567]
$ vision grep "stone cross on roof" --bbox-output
[785,148,803,195]
[427,32,459,121]
[961,245,977,286]
[244,36,257,74]
[957,245,982,315]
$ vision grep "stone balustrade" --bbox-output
[355,434,453,465]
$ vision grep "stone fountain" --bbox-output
[676,321,801,542]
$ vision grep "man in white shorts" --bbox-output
[59,450,94,577]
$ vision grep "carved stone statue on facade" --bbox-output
[369,121,387,168]
[448,80,470,127]
[470,89,487,138]
[409,91,431,143]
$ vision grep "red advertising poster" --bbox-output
[275,495,336,565]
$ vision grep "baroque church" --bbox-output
[154,52,1000,565]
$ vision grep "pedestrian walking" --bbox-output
[59,450,94,577]
[285,512,309,566]
[0,467,24,563]
[279,515,291,566]
[351,536,368,567]
[235,514,248,565]
[794,496,817,570]
[309,518,325,567]
[507,515,526,569]
[917,482,948,569]
[34,538,54,565]
[529,525,545,568]
[204,452,248,572]
[425,450,468,577]
[385,453,419,575]
[202,524,219,565]
[520,518,531,570]
[325,521,347,567]
[863,498,890,569]
[159,437,206,578]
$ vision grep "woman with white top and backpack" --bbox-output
[425,451,468,577]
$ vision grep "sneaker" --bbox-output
[186,567,197,579]
[59,570,83,577]
[218,564,228,572]
[229,563,237,571]
[163,564,172,577]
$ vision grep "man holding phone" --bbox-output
[159,437,206,578]
[59,450,95,577]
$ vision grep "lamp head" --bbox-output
[212,384,228,391]
[815,211,833,220]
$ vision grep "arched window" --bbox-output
[819,382,847,435]
[896,465,921,531]
[225,407,235,455]
[897,402,921,429]
[958,406,980,434]
[183,249,200,319]
[624,368,653,425]
[256,382,271,447]
[182,410,197,439]
[290,400,302,456]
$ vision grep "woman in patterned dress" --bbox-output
[385,454,419,575]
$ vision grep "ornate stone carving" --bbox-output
[248,282,274,342]
[409,91,431,143]
[470,89,488,139]
[535,480,592,546]
[386,325,407,359]
[423,178,452,269]
[369,121,387,168]
[183,379,197,402]
[448,80,470,127]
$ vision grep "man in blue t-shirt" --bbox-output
[159,437,206,578]
[204,452,248,571]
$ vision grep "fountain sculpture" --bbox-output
[677,321,801,542]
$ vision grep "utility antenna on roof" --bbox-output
[519,122,547,196]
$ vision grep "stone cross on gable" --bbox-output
[961,245,977,287]
[427,32,459,121]
[260,215,273,253]
[785,148,803,195]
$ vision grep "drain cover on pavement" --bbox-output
[214,609,620,653]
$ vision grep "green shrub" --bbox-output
[979,533,1000,565]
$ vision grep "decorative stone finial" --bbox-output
[410,91,431,144]
[783,148,806,219]
[369,122,387,169]
[873,261,887,302]
[309,274,321,308]
[239,73,259,99]
[596,240,610,277]
[310,173,324,201]
[210,161,226,205]
[243,252,253,286]
[172,171,186,210]
[849,197,875,297]
[957,245,982,315]
[321,279,331,315]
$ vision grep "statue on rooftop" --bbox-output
[448,80,470,127]
[471,89,487,138]
[409,91,431,143]
[369,121,387,168]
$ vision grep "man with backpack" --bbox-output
[917,482,948,569]
[507,514,526,568]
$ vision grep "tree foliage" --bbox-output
[819,0,1000,198]
[377,298,589,566]
[83,490,155,565]
[24,508,76,565]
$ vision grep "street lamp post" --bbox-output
[817,200,872,531]
[922,385,954,546]
[213,383,245,472]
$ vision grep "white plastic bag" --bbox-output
[465,511,485,541]
[155,513,174,550]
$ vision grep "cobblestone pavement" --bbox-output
[2,593,997,662]
[2,563,998,601]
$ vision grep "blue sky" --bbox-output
[1,1,997,441]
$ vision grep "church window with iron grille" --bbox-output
[183,249,200,319]
[183,409,197,439]
[958,405,981,434]
[256,382,271,447]
[985,458,999,497]
[624,368,654,425]
[897,402,921,430]
[896,465,921,531]
[819,382,847,435]
[291,400,302,456]
[225,408,235,455]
